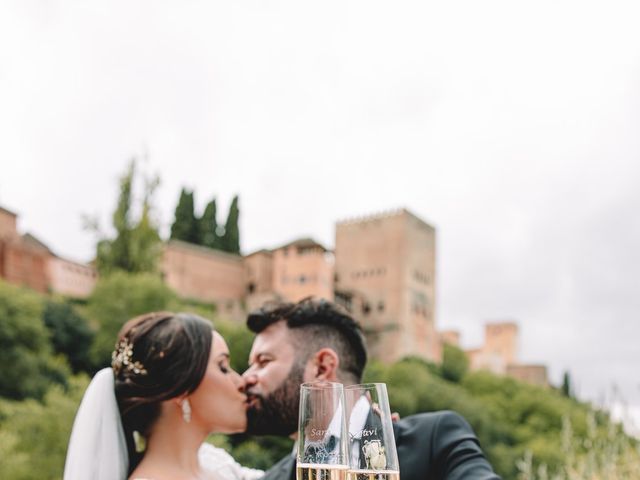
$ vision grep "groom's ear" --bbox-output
[308,348,340,382]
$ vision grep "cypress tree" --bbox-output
[221,195,240,254]
[170,188,199,244]
[561,371,573,398]
[200,198,220,249]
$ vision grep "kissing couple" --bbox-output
[64,298,500,480]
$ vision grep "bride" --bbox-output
[64,311,264,480]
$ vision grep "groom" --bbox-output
[242,297,500,480]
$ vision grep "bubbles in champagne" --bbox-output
[346,470,400,480]
[296,463,349,480]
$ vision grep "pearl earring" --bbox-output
[181,398,192,423]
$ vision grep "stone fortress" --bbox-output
[0,205,547,386]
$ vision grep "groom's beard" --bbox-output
[246,362,304,436]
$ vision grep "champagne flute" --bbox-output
[297,382,350,480]
[344,383,400,480]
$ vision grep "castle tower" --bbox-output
[467,322,519,374]
[334,209,437,363]
[0,206,19,240]
[271,238,334,303]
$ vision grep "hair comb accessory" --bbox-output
[111,339,148,376]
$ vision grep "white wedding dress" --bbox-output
[197,443,264,480]
[132,443,263,480]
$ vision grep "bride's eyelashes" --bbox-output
[218,362,230,374]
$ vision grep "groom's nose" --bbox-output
[243,370,258,388]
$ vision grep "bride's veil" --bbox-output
[64,367,128,480]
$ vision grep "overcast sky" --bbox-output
[1,1,639,421]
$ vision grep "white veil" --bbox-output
[64,367,128,480]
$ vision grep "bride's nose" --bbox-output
[234,371,246,392]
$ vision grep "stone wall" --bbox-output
[161,240,246,304]
[335,209,438,362]
[272,239,334,302]
[47,256,98,298]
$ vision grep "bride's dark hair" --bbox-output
[112,311,213,474]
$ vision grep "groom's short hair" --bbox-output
[247,297,367,383]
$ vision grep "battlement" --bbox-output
[336,207,435,231]
[336,208,406,226]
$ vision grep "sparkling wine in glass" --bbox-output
[296,382,350,480]
[344,383,400,480]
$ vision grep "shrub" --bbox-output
[0,281,69,400]
[0,375,89,480]
[86,272,176,368]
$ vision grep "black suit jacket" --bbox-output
[260,411,500,480]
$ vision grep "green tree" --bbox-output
[228,435,293,471]
[42,300,94,374]
[170,188,200,244]
[0,281,69,400]
[0,375,89,480]
[214,318,255,373]
[440,343,469,383]
[0,429,28,479]
[200,198,221,249]
[220,195,240,254]
[87,272,177,368]
[94,160,162,275]
[129,174,162,272]
[561,371,573,398]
